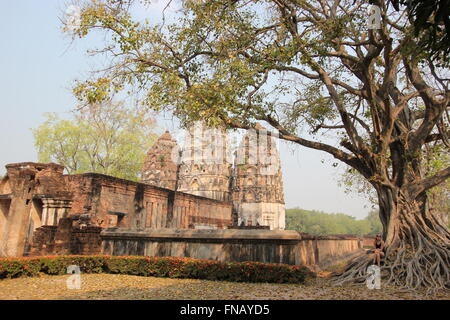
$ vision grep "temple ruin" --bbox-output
[141,123,286,230]
[232,124,285,230]
[0,124,362,267]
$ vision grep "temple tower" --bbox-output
[177,122,232,202]
[232,125,285,230]
[141,131,179,190]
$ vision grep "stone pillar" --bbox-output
[2,168,36,257]
[41,206,48,226]
[3,197,33,257]
[0,162,68,257]
[41,198,73,226]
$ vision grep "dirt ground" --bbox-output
[0,273,447,300]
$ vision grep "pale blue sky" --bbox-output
[0,1,373,218]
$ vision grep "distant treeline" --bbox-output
[286,208,382,236]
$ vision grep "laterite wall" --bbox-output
[101,229,363,268]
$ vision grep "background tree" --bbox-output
[68,0,449,289]
[286,208,379,235]
[33,101,156,181]
[422,141,450,227]
[366,209,383,234]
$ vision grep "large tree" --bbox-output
[390,0,449,65]
[33,102,156,180]
[341,140,449,226]
[67,0,449,289]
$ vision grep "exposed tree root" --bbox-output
[334,191,450,294]
[333,228,450,293]
[332,254,372,286]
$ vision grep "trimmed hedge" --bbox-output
[0,256,315,284]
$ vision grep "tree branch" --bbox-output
[408,166,450,197]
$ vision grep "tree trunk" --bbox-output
[335,185,450,291]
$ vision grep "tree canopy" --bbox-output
[390,0,449,64]
[33,102,157,181]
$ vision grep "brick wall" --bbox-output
[30,220,102,256]
[65,173,233,231]
[70,227,102,255]
[29,226,58,256]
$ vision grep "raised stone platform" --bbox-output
[101,229,363,268]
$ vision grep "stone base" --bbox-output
[101,228,362,268]
[235,203,285,230]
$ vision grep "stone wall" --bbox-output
[25,174,232,257]
[28,226,58,256]
[70,227,103,255]
[0,162,362,268]
[70,173,233,230]
[314,236,363,268]
[361,235,376,247]
[173,192,232,229]
[101,229,363,268]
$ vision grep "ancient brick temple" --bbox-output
[0,124,286,257]
[0,162,231,257]
[177,124,232,202]
[141,123,285,229]
[141,131,179,190]
[232,125,285,229]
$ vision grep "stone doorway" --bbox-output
[23,199,44,256]
[0,198,12,256]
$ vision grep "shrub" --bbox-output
[40,256,106,275]
[0,257,41,278]
[0,255,315,283]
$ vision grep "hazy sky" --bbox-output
[0,1,373,219]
